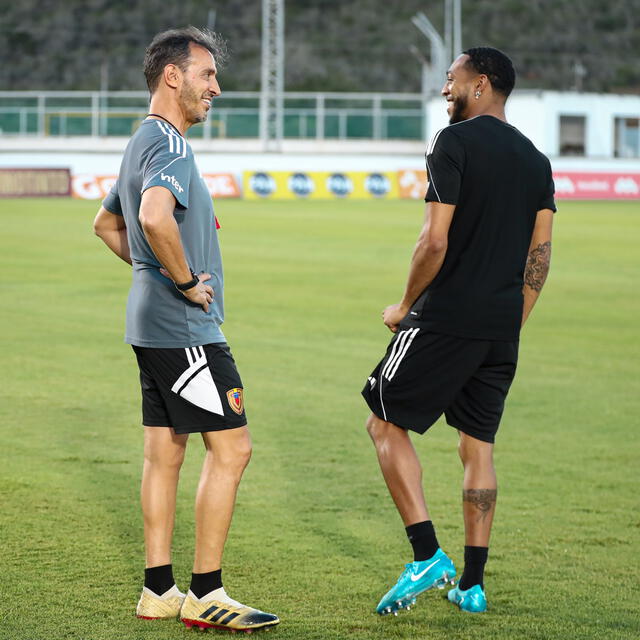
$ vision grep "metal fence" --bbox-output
[0,91,426,141]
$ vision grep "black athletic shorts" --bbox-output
[361,328,519,443]
[132,343,247,434]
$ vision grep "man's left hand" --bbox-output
[382,303,409,333]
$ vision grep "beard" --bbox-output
[448,94,468,124]
[179,80,207,125]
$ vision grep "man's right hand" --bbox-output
[181,272,214,312]
[383,302,409,333]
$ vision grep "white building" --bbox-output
[428,90,640,166]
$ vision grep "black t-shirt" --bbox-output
[405,115,556,341]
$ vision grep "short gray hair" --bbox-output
[143,26,228,93]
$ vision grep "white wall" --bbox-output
[2,145,639,180]
[0,143,425,176]
[427,90,640,159]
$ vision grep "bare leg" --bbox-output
[192,426,252,573]
[366,413,430,526]
[458,431,497,546]
[141,426,189,567]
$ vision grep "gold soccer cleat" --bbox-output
[180,588,280,632]
[136,584,185,620]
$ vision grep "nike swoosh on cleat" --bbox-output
[409,559,439,582]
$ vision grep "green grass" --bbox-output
[0,197,638,640]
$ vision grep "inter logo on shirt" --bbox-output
[161,173,184,193]
[226,388,244,415]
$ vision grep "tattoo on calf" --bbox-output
[463,489,498,523]
[524,241,551,292]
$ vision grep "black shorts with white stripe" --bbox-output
[361,328,518,443]
[132,343,246,433]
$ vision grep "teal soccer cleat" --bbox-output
[376,548,456,615]
[447,583,487,613]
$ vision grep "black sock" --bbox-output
[144,564,175,596]
[405,520,440,562]
[190,569,223,599]
[459,546,489,590]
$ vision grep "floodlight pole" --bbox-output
[444,0,462,61]
[453,0,462,57]
[207,9,217,30]
[444,0,452,62]
[259,0,285,152]
[411,12,447,141]
[411,13,447,94]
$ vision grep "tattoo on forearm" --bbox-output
[463,489,497,523]
[524,241,551,292]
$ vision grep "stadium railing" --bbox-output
[0,91,424,141]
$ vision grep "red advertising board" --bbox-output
[552,172,640,200]
[398,169,640,200]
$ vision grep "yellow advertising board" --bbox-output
[243,171,399,200]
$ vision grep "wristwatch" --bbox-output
[175,270,199,291]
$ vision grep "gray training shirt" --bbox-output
[103,118,225,348]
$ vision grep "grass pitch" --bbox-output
[0,197,638,640]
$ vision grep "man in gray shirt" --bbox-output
[93,27,279,632]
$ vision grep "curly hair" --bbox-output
[143,26,228,94]
[462,47,515,98]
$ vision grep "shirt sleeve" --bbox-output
[538,158,557,212]
[424,128,465,205]
[141,136,192,209]
[102,179,123,215]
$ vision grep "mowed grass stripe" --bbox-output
[0,198,638,640]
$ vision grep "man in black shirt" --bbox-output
[362,47,555,615]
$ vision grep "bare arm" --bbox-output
[138,186,213,312]
[93,206,132,265]
[521,209,554,327]
[383,201,455,332]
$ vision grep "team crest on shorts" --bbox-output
[226,388,244,415]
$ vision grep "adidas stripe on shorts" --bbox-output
[132,343,246,433]
[361,328,519,443]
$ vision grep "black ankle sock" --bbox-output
[459,546,489,590]
[190,569,223,599]
[144,564,175,596]
[405,520,440,562]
